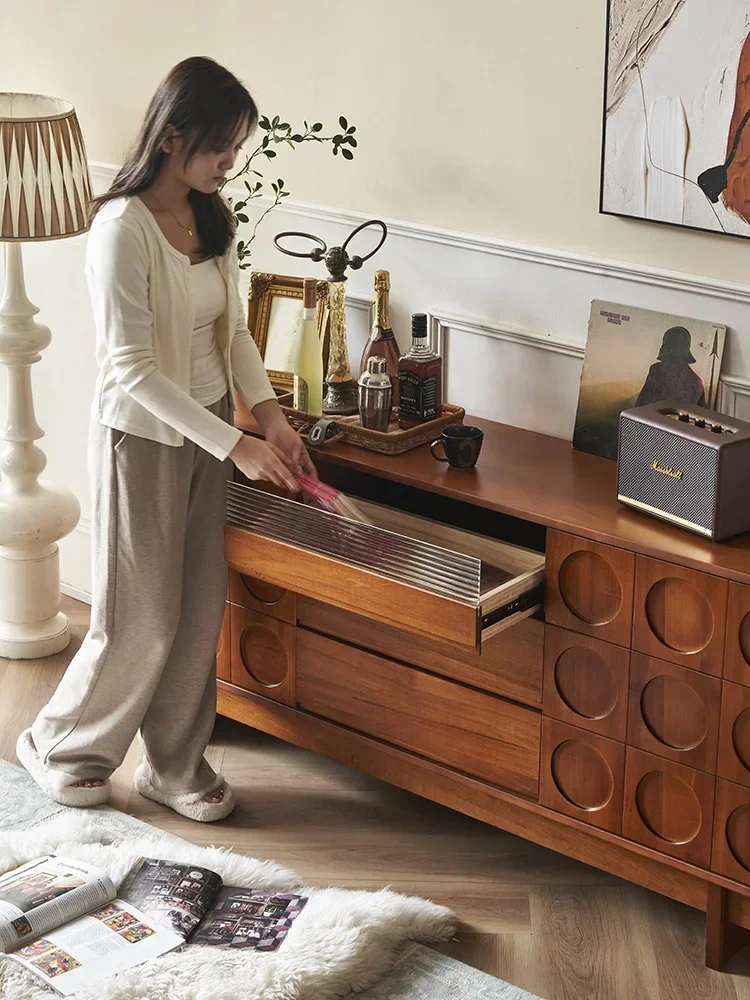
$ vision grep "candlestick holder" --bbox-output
[274,220,387,415]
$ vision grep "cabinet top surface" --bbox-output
[237,407,750,585]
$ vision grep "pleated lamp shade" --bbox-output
[0,93,93,241]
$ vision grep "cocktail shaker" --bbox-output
[358,356,393,432]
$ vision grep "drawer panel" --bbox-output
[623,747,715,867]
[718,681,750,788]
[711,779,750,887]
[226,483,544,650]
[217,603,231,682]
[229,569,296,623]
[543,625,630,740]
[229,605,296,707]
[545,531,635,647]
[296,629,541,797]
[627,653,721,773]
[725,582,750,687]
[632,556,727,676]
[297,596,544,707]
[540,717,625,833]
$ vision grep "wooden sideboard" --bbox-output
[218,407,750,970]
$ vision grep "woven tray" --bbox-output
[281,403,465,455]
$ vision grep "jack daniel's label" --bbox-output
[399,370,438,421]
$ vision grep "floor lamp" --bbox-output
[0,94,92,658]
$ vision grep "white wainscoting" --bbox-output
[4,160,749,600]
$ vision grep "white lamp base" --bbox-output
[0,242,80,660]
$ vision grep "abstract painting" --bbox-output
[573,301,726,459]
[601,0,750,239]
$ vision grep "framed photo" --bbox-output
[601,0,750,240]
[573,300,726,460]
[247,273,330,395]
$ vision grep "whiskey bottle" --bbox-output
[398,313,443,428]
[360,270,401,404]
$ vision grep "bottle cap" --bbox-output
[367,356,387,374]
[412,313,428,339]
[374,270,391,293]
[303,278,317,309]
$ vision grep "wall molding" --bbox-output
[428,311,584,360]
[61,582,92,606]
[718,374,750,417]
[88,161,750,308]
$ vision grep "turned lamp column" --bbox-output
[0,94,93,658]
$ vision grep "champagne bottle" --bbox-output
[294,278,324,415]
[360,270,401,404]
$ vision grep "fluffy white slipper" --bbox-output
[15,729,111,807]
[133,762,236,822]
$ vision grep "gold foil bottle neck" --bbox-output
[374,270,390,294]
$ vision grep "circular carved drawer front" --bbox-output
[543,626,629,740]
[540,717,625,833]
[228,569,296,624]
[712,780,750,887]
[240,625,289,688]
[718,681,750,788]
[545,532,635,647]
[725,582,750,687]
[627,654,721,773]
[623,747,715,867]
[632,557,727,676]
[229,604,296,706]
[559,552,623,626]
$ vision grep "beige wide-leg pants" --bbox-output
[31,394,232,796]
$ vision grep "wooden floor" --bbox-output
[2,597,750,999]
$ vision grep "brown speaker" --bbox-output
[616,401,750,541]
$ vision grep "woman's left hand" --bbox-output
[265,418,318,479]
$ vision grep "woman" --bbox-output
[16,56,316,822]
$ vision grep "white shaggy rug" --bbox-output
[0,807,455,1000]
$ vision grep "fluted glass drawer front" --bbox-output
[225,482,545,649]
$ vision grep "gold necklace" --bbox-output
[150,191,195,237]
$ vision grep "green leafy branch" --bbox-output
[220,116,358,269]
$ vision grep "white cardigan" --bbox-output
[86,195,276,461]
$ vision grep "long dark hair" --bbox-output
[91,56,257,257]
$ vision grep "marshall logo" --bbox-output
[650,459,683,480]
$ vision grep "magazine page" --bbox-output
[0,856,115,954]
[190,887,307,951]
[8,899,183,996]
[118,858,222,938]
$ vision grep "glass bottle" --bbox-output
[360,270,401,404]
[398,313,443,428]
[293,278,323,415]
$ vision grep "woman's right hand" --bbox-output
[229,434,299,492]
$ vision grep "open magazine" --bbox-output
[0,856,307,996]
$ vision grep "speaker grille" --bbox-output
[617,419,717,533]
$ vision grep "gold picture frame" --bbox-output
[247,272,330,396]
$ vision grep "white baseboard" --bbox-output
[61,582,92,606]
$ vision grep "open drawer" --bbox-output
[225,482,545,649]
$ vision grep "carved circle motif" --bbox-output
[644,578,714,653]
[726,805,750,872]
[732,708,750,772]
[635,770,702,844]
[550,739,614,811]
[640,675,709,751]
[739,612,750,668]
[239,625,287,688]
[241,575,286,607]
[558,551,623,626]
[554,647,618,720]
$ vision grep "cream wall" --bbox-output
[4,0,750,284]
[4,2,750,599]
